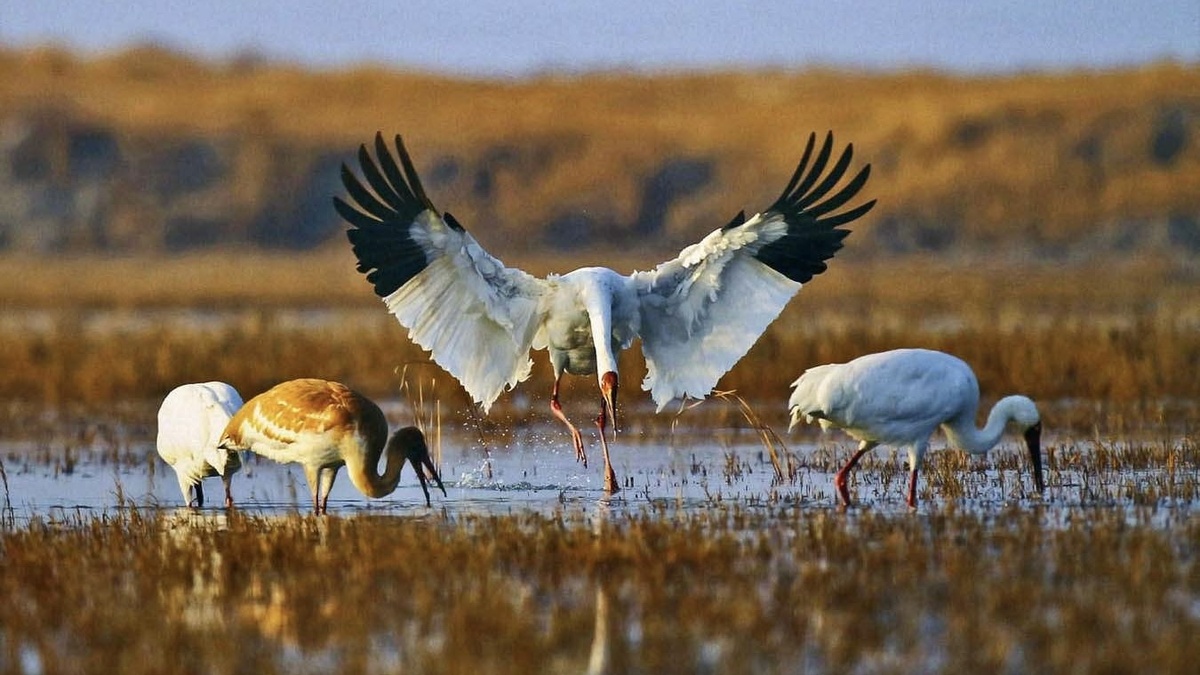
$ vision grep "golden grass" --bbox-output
[0,252,1195,434]
[0,505,1196,673]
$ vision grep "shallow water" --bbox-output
[1,428,814,521]
[3,420,1195,527]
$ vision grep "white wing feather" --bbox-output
[342,132,871,417]
[633,213,801,410]
[383,211,548,412]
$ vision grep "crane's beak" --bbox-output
[415,452,447,507]
[403,430,447,507]
[600,371,619,437]
[1023,421,1044,494]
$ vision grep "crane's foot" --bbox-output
[552,396,588,468]
[571,429,588,468]
[597,422,619,495]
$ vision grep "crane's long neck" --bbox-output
[342,428,406,498]
[585,291,618,383]
[942,395,1032,455]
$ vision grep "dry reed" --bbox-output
[0,505,1196,674]
[1,254,1196,434]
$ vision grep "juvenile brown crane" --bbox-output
[220,378,445,514]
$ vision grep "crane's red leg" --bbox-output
[550,374,587,467]
[905,446,926,509]
[223,475,235,510]
[595,399,620,494]
[834,441,875,506]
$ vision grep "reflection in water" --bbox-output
[587,505,613,674]
[587,582,611,675]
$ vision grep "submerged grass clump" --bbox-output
[0,506,1197,674]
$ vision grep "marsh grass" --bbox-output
[0,377,1196,672]
[707,390,792,484]
[4,253,1195,429]
[0,505,1196,674]
[0,460,12,530]
[395,365,445,471]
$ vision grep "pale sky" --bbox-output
[2,1,1197,76]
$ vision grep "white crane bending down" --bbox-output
[156,381,245,509]
[335,132,875,494]
[788,348,1044,508]
[219,378,445,515]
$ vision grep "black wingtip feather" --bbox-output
[753,132,875,283]
[335,133,446,298]
[393,134,435,212]
[332,195,382,231]
[345,221,430,298]
[773,133,817,205]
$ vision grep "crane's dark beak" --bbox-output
[415,452,447,507]
[402,428,447,507]
[1024,421,1044,494]
[600,371,618,437]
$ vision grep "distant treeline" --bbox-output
[0,47,1197,259]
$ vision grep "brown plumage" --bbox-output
[220,378,445,514]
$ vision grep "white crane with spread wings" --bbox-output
[335,131,875,493]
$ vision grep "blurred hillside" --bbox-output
[1,46,1197,262]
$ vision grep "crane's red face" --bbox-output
[1023,421,1044,494]
[600,371,618,435]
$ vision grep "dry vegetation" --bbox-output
[0,504,1196,674]
[0,252,1195,439]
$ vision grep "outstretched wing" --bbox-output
[334,133,548,413]
[632,132,875,410]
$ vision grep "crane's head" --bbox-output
[1006,395,1044,496]
[394,426,447,507]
